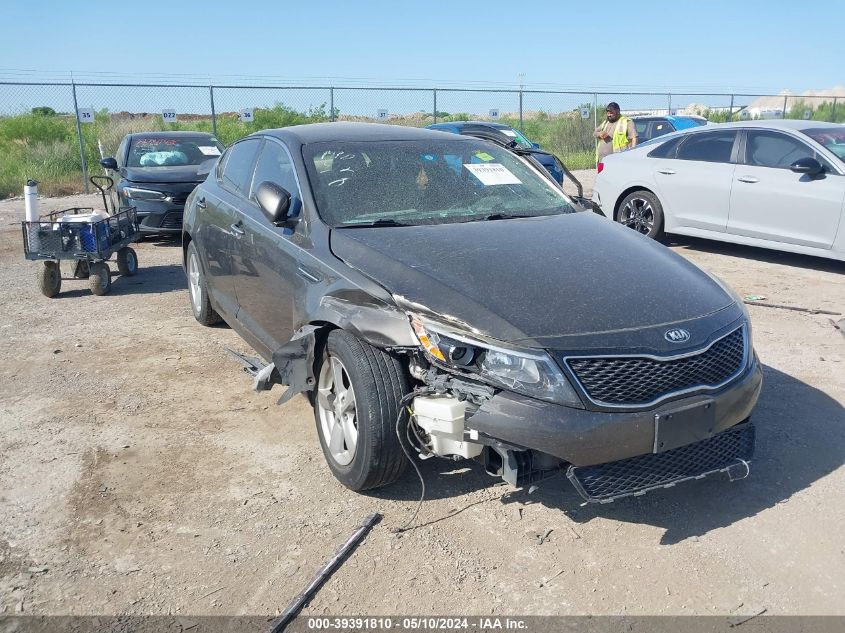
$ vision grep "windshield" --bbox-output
[801,127,845,163]
[303,139,575,227]
[127,135,225,168]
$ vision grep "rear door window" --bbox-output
[675,131,738,163]
[220,139,261,196]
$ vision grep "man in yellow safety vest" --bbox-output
[594,102,636,165]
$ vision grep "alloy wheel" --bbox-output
[620,197,655,235]
[317,356,358,466]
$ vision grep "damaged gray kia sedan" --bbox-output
[182,122,762,503]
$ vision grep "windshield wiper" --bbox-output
[338,218,414,228]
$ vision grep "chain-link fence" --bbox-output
[1,81,843,196]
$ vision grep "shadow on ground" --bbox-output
[375,365,844,544]
[54,264,187,298]
[667,235,845,274]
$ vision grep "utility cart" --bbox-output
[21,176,140,297]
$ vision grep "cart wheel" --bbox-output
[89,262,111,296]
[116,247,138,276]
[38,261,61,298]
[72,260,90,279]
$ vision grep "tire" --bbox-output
[617,190,665,240]
[38,261,61,298]
[314,329,410,491]
[186,241,221,326]
[88,262,111,296]
[72,260,90,279]
[116,247,138,276]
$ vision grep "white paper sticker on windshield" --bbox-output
[198,146,221,156]
[500,129,516,137]
[464,163,522,186]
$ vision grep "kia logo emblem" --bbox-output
[665,328,691,343]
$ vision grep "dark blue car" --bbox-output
[426,121,563,184]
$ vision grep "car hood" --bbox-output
[330,212,734,346]
[123,165,206,184]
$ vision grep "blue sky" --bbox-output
[0,0,838,93]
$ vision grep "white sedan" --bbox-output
[592,120,845,262]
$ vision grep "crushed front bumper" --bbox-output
[464,357,763,499]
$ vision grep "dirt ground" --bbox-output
[1,175,843,622]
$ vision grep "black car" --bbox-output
[182,122,762,502]
[100,131,225,236]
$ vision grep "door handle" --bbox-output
[196,197,207,209]
[230,222,245,237]
[737,176,759,183]
[657,169,676,175]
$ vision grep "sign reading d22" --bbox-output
[239,108,254,122]
[162,109,178,123]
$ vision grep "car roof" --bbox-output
[260,121,467,145]
[715,119,837,131]
[428,120,511,130]
[127,131,217,139]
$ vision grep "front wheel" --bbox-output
[88,262,111,295]
[38,261,61,298]
[314,330,410,491]
[617,190,665,240]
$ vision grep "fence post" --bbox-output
[209,85,217,137]
[433,88,437,124]
[330,87,335,122]
[668,93,672,115]
[518,89,523,131]
[831,97,837,123]
[728,94,734,122]
[593,93,598,129]
[71,80,89,194]
[782,95,788,119]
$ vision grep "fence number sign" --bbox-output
[77,108,95,123]
[803,110,811,120]
[489,108,500,120]
[162,109,178,123]
[239,108,254,122]
[376,109,389,120]
[580,107,590,119]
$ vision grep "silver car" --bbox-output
[593,120,845,261]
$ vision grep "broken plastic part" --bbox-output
[269,324,321,405]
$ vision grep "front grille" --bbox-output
[566,326,745,407]
[567,421,754,503]
[160,212,183,229]
[171,193,189,206]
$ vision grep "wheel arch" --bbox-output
[614,185,659,221]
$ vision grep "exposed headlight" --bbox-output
[123,187,169,202]
[410,315,583,408]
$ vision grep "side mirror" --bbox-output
[100,157,118,171]
[790,157,824,176]
[256,181,297,228]
[530,142,540,150]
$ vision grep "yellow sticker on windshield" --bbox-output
[474,152,495,162]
